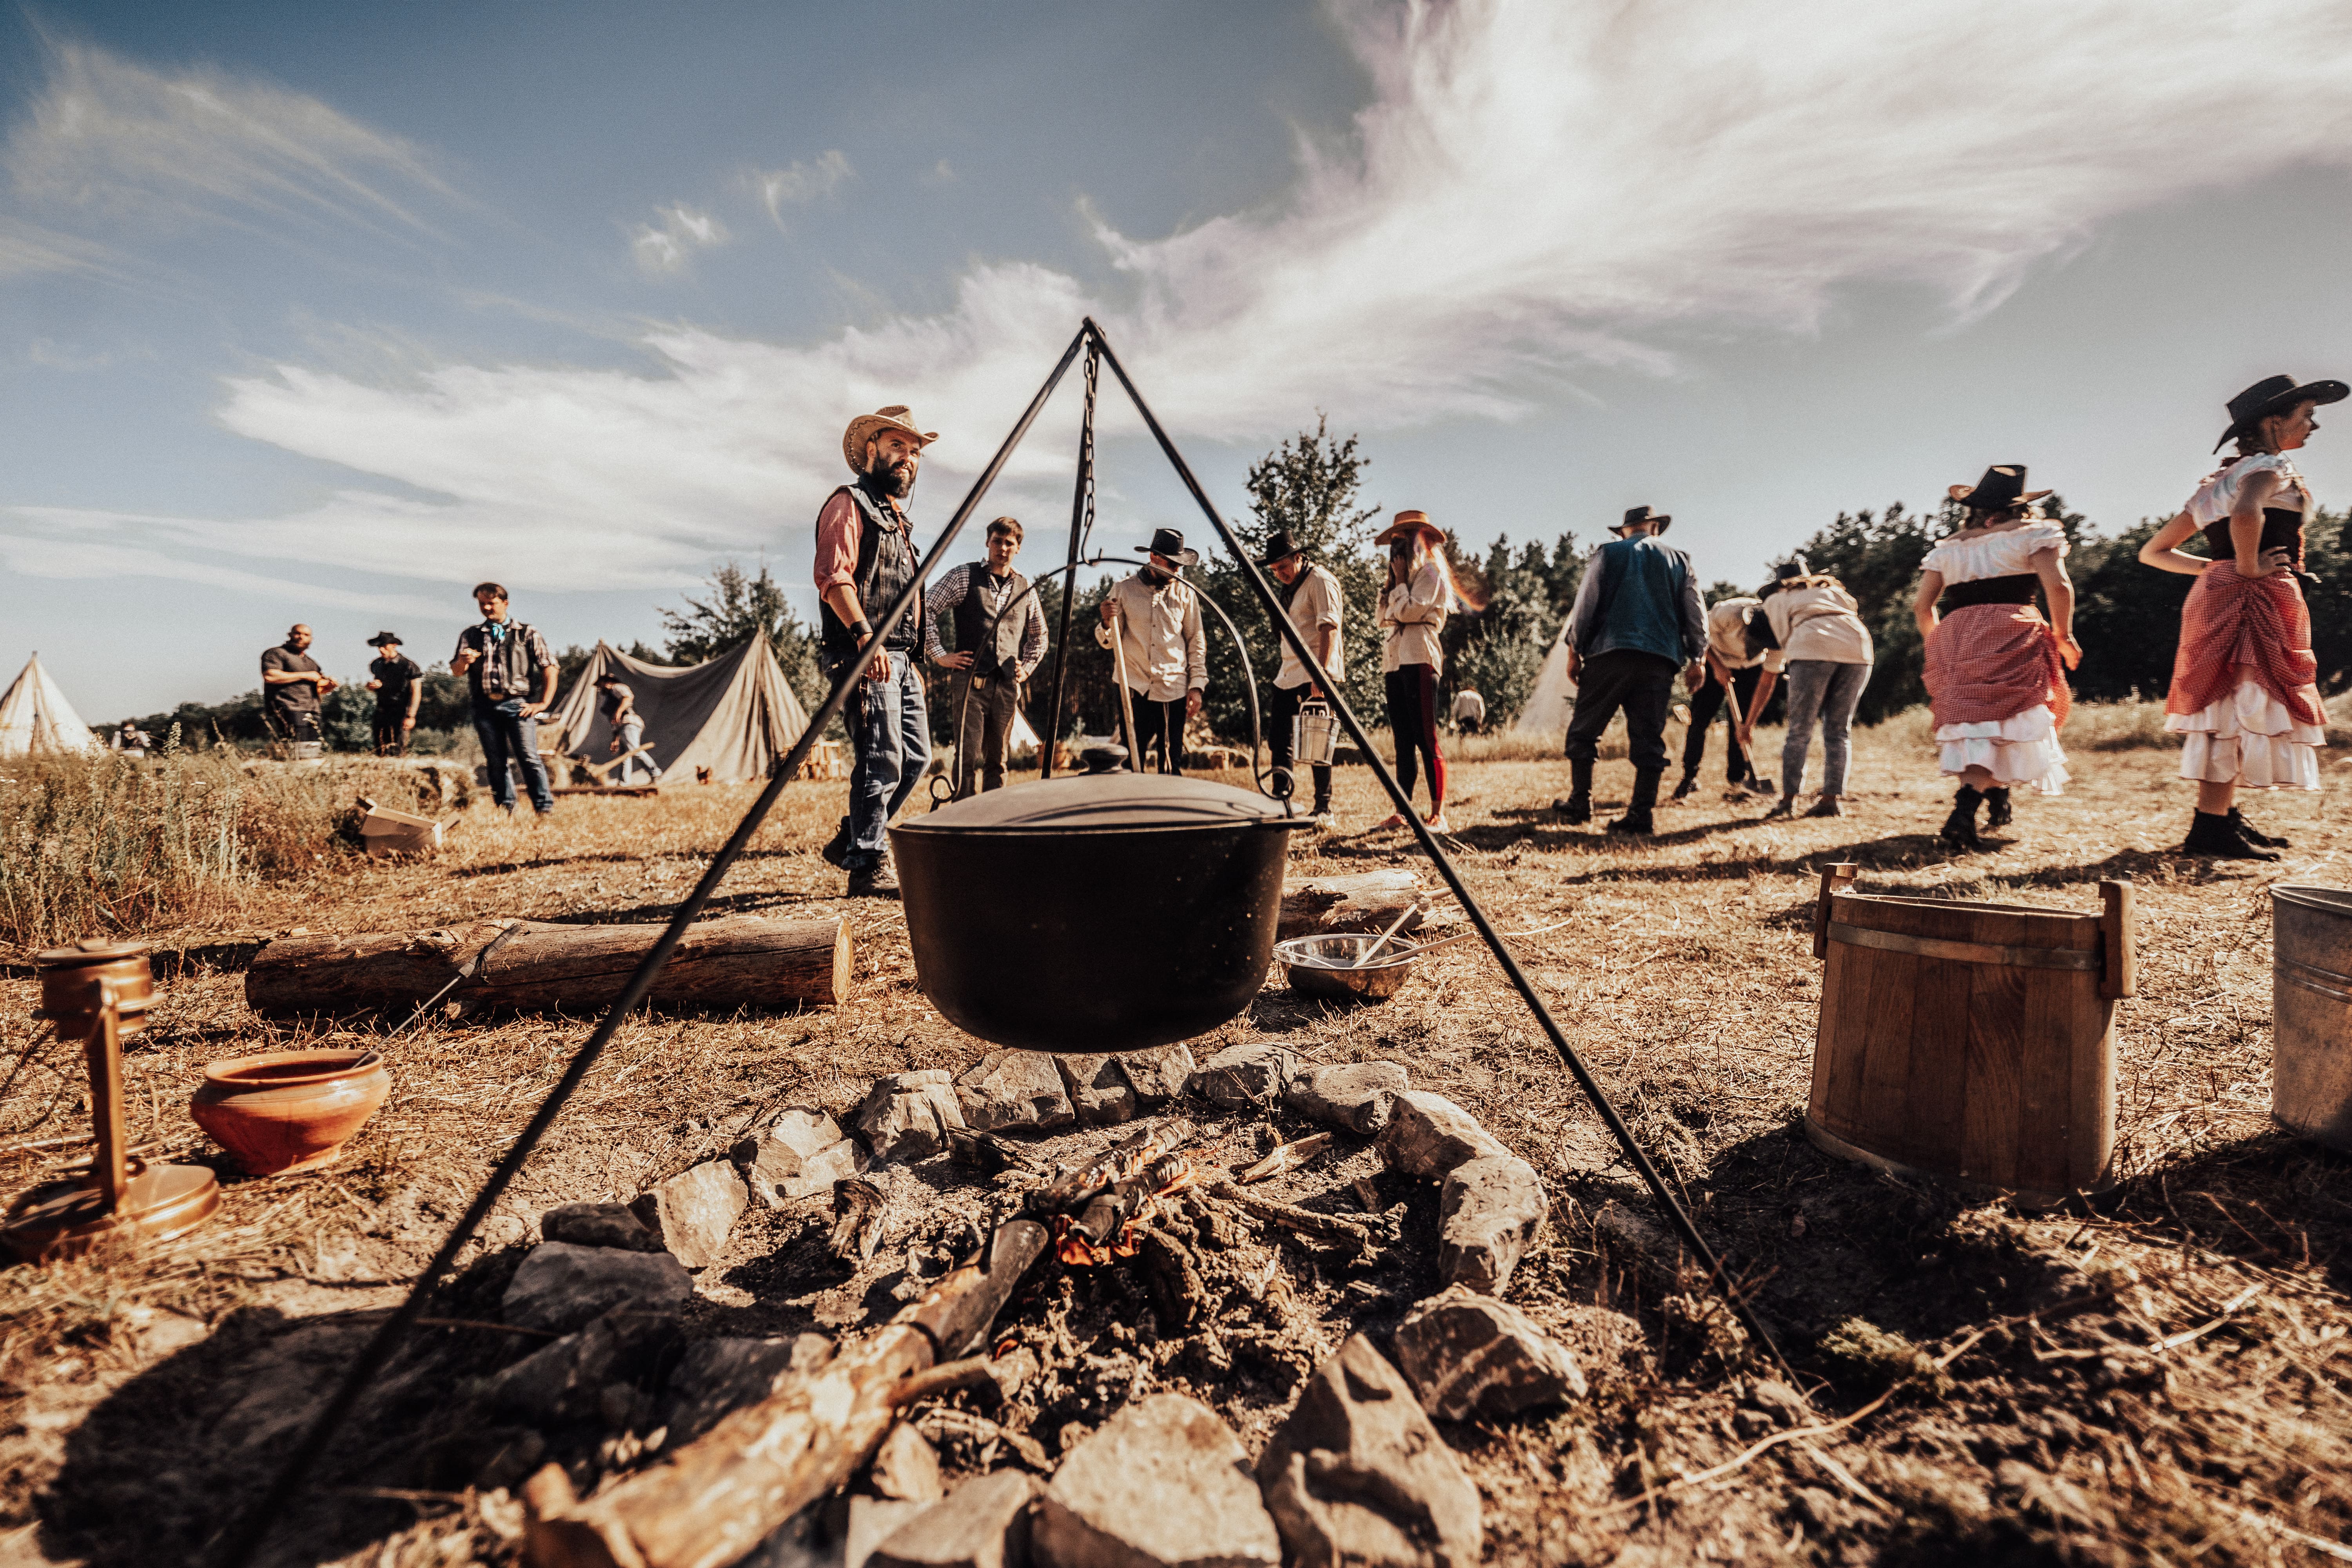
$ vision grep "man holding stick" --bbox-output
[1259,528,1343,826]
[815,406,936,897]
[924,516,1047,798]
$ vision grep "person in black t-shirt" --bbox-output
[260,624,336,744]
[363,632,423,755]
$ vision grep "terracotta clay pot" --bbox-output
[192,1049,390,1176]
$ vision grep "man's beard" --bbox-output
[866,459,915,498]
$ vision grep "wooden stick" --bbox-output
[1350,900,1424,968]
[2100,880,2137,1001]
[1813,863,1858,962]
[1207,1180,1380,1247]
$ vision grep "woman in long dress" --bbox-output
[1912,466,2080,851]
[1374,510,1454,832]
[2137,374,2345,860]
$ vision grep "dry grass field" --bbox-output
[3,709,2350,1566]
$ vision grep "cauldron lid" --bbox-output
[896,771,1290,834]
[35,938,150,968]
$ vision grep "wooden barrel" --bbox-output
[1806,866,2134,1205]
[2272,884,2352,1151]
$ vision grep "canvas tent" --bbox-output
[1512,622,1579,736]
[546,637,811,784]
[0,654,102,757]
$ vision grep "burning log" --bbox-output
[1025,1118,1194,1218]
[523,1218,1049,1568]
[246,915,851,1017]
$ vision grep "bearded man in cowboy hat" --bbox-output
[1096,527,1208,774]
[1258,527,1344,825]
[1556,505,1706,835]
[815,405,938,896]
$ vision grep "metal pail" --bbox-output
[1293,701,1339,768]
[2274,884,2352,1151]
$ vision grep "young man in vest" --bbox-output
[1259,528,1343,826]
[1557,506,1707,836]
[815,405,936,896]
[450,583,559,816]
[1096,528,1209,774]
[924,516,1047,799]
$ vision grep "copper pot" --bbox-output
[192,1049,390,1176]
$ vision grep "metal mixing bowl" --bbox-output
[1277,933,1418,1004]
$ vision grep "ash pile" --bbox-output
[454,1044,1592,1568]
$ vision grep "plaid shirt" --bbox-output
[455,619,555,702]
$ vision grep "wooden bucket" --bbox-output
[2272,884,2352,1152]
[1806,866,2136,1206]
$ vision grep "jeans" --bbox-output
[833,650,930,870]
[1266,682,1333,809]
[1564,650,1676,773]
[1682,665,1762,783]
[1781,660,1871,797]
[615,721,660,784]
[474,699,555,813]
[949,671,1020,798]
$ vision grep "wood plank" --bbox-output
[1895,919,1975,1176]
[1960,904,2029,1190]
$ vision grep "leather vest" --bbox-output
[2202,508,2305,570]
[820,482,921,658]
[952,566,1031,678]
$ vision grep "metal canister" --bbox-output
[1293,700,1340,768]
[2273,884,2352,1151]
[34,939,154,1038]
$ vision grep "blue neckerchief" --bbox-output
[481,620,509,644]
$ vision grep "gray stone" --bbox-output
[742,1508,832,1568]
[1375,1092,1509,1180]
[479,1308,675,1425]
[541,1201,664,1252]
[1191,1044,1302,1111]
[872,1471,1038,1568]
[1393,1286,1586,1421]
[1257,1335,1482,1568]
[1116,1045,1193,1107]
[851,1497,934,1568]
[1034,1393,1280,1568]
[1437,1155,1546,1294]
[1287,1062,1409,1136]
[501,1241,692,1334]
[631,1158,750,1270]
[658,1334,819,1447]
[857,1069,968,1164]
[955,1051,1076,1133]
[1055,1054,1138,1127]
[735,1109,867,1206]
[869,1421,944,1503]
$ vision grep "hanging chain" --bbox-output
[1076,345,1100,553]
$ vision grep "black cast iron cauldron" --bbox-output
[891,755,1294,1054]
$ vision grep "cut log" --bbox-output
[1278,871,1425,940]
[245,915,851,1017]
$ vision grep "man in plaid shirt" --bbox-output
[924,516,1047,797]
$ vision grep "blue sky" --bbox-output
[5,0,2352,720]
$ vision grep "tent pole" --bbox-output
[212,324,1092,1568]
[1038,341,1099,778]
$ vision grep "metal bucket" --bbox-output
[1292,701,1339,768]
[291,740,324,762]
[2272,884,2352,1150]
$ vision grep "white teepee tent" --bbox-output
[0,654,102,757]
[1512,622,1579,736]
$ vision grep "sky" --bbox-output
[4,0,2352,721]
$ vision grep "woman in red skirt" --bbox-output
[2137,374,2346,860]
[1913,465,2081,851]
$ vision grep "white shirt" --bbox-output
[2188,453,2309,525]
[1919,519,2069,586]
[1759,580,1873,668]
[1272,564,1345,690]
[1094,572,1207,703]
[1379,561,1449,672]
[1705,597,1766,669]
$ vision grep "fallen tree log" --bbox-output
[244,915,850,1017]
[1278,869,1426,940]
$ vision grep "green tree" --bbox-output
[659,560,824,709]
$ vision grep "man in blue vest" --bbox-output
[1557,505,1706,835]
[814,406,936,897]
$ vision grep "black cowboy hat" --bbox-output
[1612,504,1671,536]
[1762,555,1811,591]
[1947,465,2052,513]
[2216,374,2349,452]
[365,631,403,647]
[1143,527,1200,568]
[1256,528,1306,566]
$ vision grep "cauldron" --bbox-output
[892,753,1294,1053]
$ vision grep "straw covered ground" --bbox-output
[3,712,2350,1566]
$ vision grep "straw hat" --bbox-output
[1947,465,2051,512]
[842,405,938,474]
[1372,510,1445,549]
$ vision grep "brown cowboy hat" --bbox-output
[1612,504,1671,536]
[1946,465,2052,512]
[842,405,938,473]
[1372,509,1445,549]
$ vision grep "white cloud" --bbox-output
[41,0,2352,594]
[3,39,458,246]
[0,517,454,617]
[751,151,851,228]
[630,202,728,273]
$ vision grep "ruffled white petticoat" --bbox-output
[2166,679,2325,790]
[1936,704,2071,794]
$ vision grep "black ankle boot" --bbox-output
[1940,786,1984,851]
[2229,808,2289,849]
[1557,760,1594,824]
[1671,774,1698,801]
[1982,787,2013,828]
[2185,809,2280,861]
[1609,768,1662,836]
